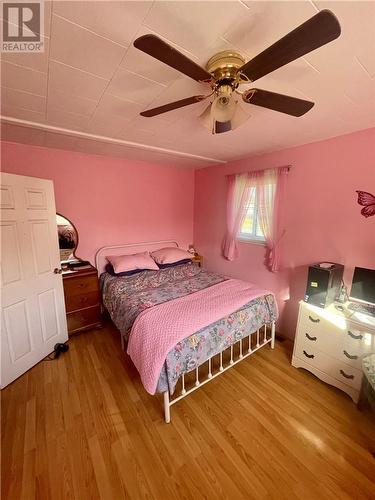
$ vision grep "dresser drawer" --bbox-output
[299,308,344,335]
[64,290,100,313]
[335,347,363,370]
[296,324,342,357]
[294,344,363,390]
[63,274,99,297]
[343,326,375,356]
[294,343,332,373]
[297,330,364,370]
[67,305,101,334]
[330,362,362,391]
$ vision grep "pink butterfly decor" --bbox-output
[356,190,375,218]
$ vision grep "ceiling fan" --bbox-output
[134,10,341,134]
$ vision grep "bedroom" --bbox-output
[1,0,375,498]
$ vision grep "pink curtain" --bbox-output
[222,173,255,261]
[223,167,288,272]
[256,167,288,272]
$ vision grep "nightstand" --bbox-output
[62,264,102,335]
[191,254,203,267]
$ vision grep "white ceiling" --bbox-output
[1,0,374,168]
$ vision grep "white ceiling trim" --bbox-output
[0,115,226,165]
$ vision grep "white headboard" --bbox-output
[95,240,179,275]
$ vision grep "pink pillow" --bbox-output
[151,247,192,265]
[107,252,159,274]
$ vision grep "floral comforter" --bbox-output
[101,263,277,394]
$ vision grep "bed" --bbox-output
[95,241,277,423]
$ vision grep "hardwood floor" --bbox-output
[2,322,375,500]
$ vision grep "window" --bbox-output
[223,167,287,267]
[237,181,275,243]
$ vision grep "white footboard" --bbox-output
[163,321,275,423]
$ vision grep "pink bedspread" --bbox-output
[127,279,274,394]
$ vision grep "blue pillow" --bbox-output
[157,258,192,269]
[105,263,147,277]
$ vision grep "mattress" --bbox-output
[101,262,277,394]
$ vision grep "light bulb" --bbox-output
[211,87,237,123]
[198,90,250,134]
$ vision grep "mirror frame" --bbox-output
[56,212,81,261]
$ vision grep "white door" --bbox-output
[1,172,68,388]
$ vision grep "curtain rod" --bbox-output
[226,165,292,177]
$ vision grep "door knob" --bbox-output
[54,268,63,274]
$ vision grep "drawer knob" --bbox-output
[347,330,363,340]
[54,268,63,274]
[303,350,315,359]
[343,350,358,360]
[308,315,320,323]
[339,369,354,380]
[305,333,317,341]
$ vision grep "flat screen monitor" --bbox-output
[349,267,375,305]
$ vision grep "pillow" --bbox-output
[151,247,193,265]
[107,251,159,274]
[157,258,192,269]
[105,263,146,277]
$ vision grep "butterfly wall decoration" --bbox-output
[356,190,375,218]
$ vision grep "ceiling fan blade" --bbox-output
[239,10,341,82]
[243,89,314,116]
[140,95,208,117]
[134,34,212,83]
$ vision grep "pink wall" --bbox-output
[2,129,374,338]
[194,128,375,338]
[1,142,195,263]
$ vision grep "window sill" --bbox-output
[237,238,267,247]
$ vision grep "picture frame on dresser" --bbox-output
[292,300,375,403]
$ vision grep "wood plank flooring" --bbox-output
[2,322,375,500]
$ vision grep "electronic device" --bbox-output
[305,262,344,308]
[348,266,375,316]
[349,266,375,305]
[347,302,375,317]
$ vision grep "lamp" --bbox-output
[211,85,237,123]
[199,85,250,134]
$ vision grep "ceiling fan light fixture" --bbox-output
[199,95,250,135]
[211,85,237,123]
[211,95,236,123]
[213,104,250,134]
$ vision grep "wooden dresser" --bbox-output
[62,265,102,336]
[292,301,375,403]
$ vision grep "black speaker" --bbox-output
[305,263,344,308]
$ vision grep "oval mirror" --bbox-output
[56,213,79,263]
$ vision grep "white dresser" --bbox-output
[292,301,375,402]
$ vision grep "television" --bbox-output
[349,267,375,306]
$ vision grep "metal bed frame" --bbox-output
[163,323,275,423]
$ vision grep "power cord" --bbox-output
[43,342,69,361]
